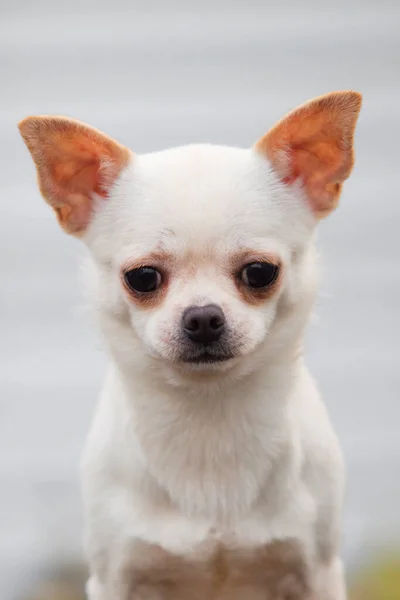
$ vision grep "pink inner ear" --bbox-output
[19,116,131,234]
[255,91,362,218]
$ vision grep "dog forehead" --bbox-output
[95,144,314,261]
[124,145,286,237]
[135,144,268,219]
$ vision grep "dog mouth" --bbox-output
[183,352,234,364]
[180,345,236,365]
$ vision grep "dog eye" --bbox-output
[124,267,162,293]
[241,262,279,289]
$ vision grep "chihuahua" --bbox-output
[19,90,362,600]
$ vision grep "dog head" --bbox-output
[19,92,361,382]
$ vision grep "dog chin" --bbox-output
[178,356,239,376]
[151,343,264,385]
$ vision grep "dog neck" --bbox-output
[104,339,304,520]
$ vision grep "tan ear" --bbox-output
[255,91,362,218]
[18,116,131,235]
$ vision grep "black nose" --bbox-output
[182,304,226,344]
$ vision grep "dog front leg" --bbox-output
[315,557,346,600]
[86,575,108,600]
[103,542,171,600]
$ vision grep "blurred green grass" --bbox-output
[350,554,400,600]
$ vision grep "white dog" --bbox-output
[19,90,362,600]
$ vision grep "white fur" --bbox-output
[80,144,346,598]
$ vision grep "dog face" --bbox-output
[19,92,361,379]
[86,144,316,370]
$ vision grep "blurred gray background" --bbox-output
[1,0,399,597]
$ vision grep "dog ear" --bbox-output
[18,116,131,235]
[255,91,362,218]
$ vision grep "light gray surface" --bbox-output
[1,1,400,597]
